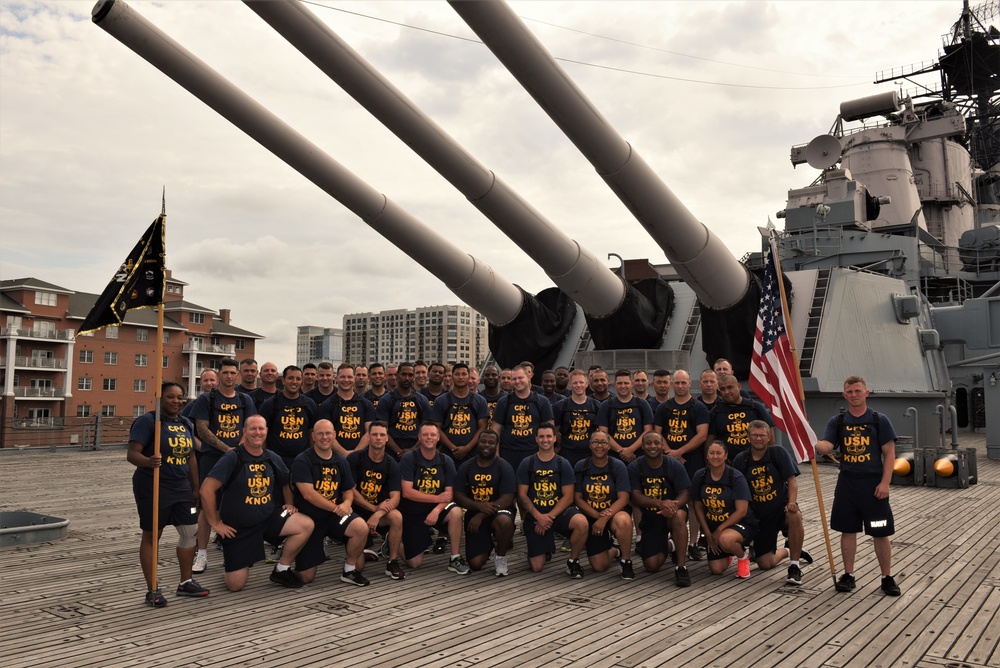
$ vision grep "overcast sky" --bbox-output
[1,0,960,364]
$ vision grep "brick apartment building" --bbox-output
[0,272,260,448]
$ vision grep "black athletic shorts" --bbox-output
[830,474,894,537]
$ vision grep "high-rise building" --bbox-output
[296,326,344,367]
[0,272,261,448]
[341,305,488,366]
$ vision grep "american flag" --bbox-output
[749,241,817,463]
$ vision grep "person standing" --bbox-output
[258,366,318,471]
[491,364,554,471]
[553,369,602,467]
[707,374,774,463]
[815,376,900,596]
[432,362,490,463]
[236,358,258,395]
[317,363,376,455]
[597,370,653,463]
[127,382,209,607]
[376,362,433,459]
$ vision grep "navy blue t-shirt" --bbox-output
[432,391,490,448]
[209,447,290,528]
[129,412,195,488]
[822,409,897,476]
[733,446,799,517]
[516,454,575,510]
[691,465,753,529]
[346,449,401,507]
[190,388,256,449]
[574,457,630,511]
[598,395,653,444]
[554,396,602,454]
[627,455,691,514]
[493,392,554,454]
[398,450,457,517]
[456,457,516,509]
[317,393,376,450]
[375,390,433,449]
[258,394,318,461]
[707,399,774,462]
[291,448,356,519]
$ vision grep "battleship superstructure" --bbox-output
[91,0,999,456]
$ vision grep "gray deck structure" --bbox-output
[2,435,997,668]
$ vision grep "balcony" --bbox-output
[0,327,75,341]
[0,357,68,370]
[182,342,235,355]
[12,387,66,399]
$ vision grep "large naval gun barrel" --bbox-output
[244,0,672,355]
[451,0,760,371]
[90,0,542,345]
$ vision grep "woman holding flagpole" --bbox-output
[127,382,210,607]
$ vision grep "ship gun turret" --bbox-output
[244,0,672,366]
[449,0,760,373]
[91,0,581,368]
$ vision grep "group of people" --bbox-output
[128,355,902,607]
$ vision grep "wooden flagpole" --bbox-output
[768,235,838,587]
[150,198,166,591]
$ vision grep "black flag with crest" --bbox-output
[78,214,166,334]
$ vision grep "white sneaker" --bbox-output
[495,555,509,577]
[192,552,208,574]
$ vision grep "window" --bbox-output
[162,356,169,368]
[235,339,246,351]
[77,404,91,418]
[136,329,149,342]
[78,377,92,391]
[34,291,57,306]
[210,336,221,346]
[105,326,119,339]
[133,405,146,417]
[104,352,118,365]
[103,378,116,391]
[101,405,116,417]
[163,331,170,343]
[190,312,205,325]
[30,379,53,389]
[28,408,50,420]
[135,354,148,367]
[79,350,94,364]
[134,379,147,392]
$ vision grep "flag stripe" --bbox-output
[749,241,817,463]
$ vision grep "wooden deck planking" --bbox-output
[2,437,999,668]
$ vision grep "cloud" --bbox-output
[1,0,966,367]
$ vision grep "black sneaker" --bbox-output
[620,560,635,581]
[385,559,406,581]
[881,575,901,596]
[341,569,370,587]
[566,559,584,579]
[786,564,802,586]
[176,580,210,597]
[269,567,303,589]
[675,566,691,588]
[687,544,703,561]
[835,573,856,592]
[363,548,380,563]
[668,539,678,565]
[432,535,449,554]
[145,588,167,608]
[800,548,814,565]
